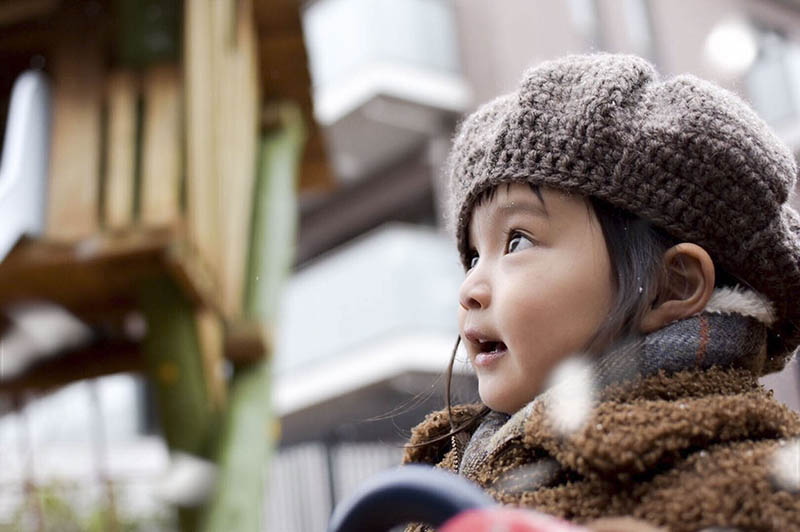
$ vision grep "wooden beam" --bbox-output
[253,0,302,37]
[224,320,268,365]
[253,0,335,193]
[0,226,221,319]
[0,338,143,395]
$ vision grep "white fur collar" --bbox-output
[704,286,776,326]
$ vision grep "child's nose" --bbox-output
[459,272,491,310]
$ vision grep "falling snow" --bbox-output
[771,439,800,493]
[544,356,595,437]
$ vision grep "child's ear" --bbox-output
[639,243,715,333]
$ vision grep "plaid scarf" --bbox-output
[458,293,773,482]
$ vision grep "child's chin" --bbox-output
[479,378,538,414]
[478,385,519,414]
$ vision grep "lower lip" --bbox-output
[474,348,507,367]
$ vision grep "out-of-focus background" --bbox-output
[0,1,799,531]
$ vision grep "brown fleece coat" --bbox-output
[403,367,800,531]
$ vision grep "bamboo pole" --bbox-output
[139,277,220,456]
[138,277,222,531]
[201,104,305,532]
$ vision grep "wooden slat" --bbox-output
[214,0,260,317]
[141,63,182,226]
[104,70,139,229]
[195,308,227,408]
[184,0,221,295]
[47,33,104,240]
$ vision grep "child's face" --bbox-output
[458,184,614,414]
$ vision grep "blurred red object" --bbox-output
[441,508,588,532]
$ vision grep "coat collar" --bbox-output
[524,367,800,481]
[404,288,793,482]
[450,367,800,490]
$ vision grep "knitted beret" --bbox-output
[445,53,800,372]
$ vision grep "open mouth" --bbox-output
[474,340,508,367]
[478,340,507,354]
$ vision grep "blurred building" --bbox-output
[270,0,800,529]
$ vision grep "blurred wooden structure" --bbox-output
[0,0,330,530]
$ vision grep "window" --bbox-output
[746,29,800,125]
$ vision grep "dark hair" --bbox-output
[426,186,737,447]
[584,195,678,354]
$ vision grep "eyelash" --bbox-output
[466,229,535,270]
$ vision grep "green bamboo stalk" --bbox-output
[244,103,306,323]
[139,276,221,532]
[201,103,306,532]
[139,277,219,457]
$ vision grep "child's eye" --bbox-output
[507,231,535,254]
[467,252,479,271]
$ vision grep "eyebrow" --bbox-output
[467,191,550,251]
[495,199,549,219]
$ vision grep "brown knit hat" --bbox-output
[445,53,800,372]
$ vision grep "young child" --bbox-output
[403,53,800,531]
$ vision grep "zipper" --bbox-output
[451,434,461,473]
[452,414,519,479]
